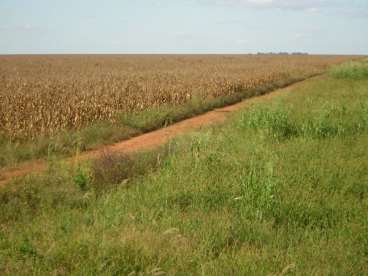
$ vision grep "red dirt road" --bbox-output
[0,79,308,187]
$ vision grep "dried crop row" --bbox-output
[0,55,353,138]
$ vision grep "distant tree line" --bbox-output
[257,52,309,55]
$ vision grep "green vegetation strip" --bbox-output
[1,61,368,274]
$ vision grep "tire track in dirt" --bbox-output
[0,77,313,187]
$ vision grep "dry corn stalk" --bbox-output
[0,55,353,138]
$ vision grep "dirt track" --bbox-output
[0,78,309,187]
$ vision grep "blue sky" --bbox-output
[0,0,367,54]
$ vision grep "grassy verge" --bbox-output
[0,76,308,169]
[1,61,368,274]
[330,59,368,80]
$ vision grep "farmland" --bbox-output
[0,59,367,275]
[0,55,352,138]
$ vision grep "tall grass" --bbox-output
[238,100,368,140]
[329,60,368,80]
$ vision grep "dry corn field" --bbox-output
[0,55,353,138]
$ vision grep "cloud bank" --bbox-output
[218,0,331,10]
[207,0,368,17]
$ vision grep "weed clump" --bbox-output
[73,167,90,191]
[90,151,136,192]
[239,107,298,140]
[90,147,172,193]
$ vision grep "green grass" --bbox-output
[0,122,141,168]
[0,76,305,169]
[1,63,368,274]
[329,59,368,80]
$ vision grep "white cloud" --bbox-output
[0,24,50,35]
[24,24,32,30]
[208,0,368,17]
[213,0,331,10]
[0,24,35,31]
[294,33,305,39]
[236,39,248,45]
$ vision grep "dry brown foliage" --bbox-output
[0,54,353,137]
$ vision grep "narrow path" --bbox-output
[0,77,311,187]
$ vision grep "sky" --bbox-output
[0,0,367,55]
